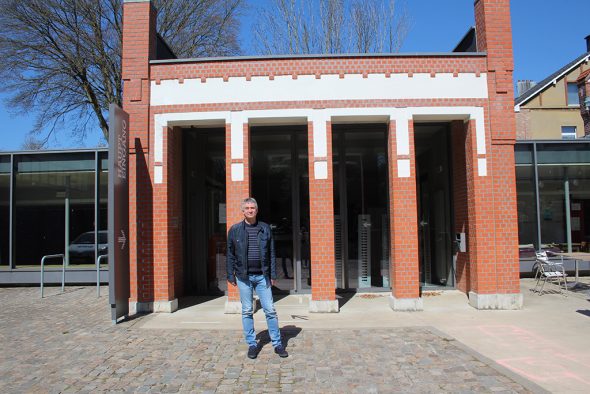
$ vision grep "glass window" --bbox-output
[567,82,580,106]
[0,156,10,267]
[98,152,108,267]
[561,126,577,140]
[14,153,96,267]
[536,143,590,254]
[515,145,538,262]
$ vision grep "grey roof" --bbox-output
[515,51,590,106]
[150,51,486,65]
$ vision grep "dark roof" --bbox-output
[515,51,590,106]
[453,27,477,53]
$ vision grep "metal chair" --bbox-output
[532,251,568,296]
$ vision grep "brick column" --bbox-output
[224,114,250,313]
[122,0,156,313]
[451,121,470,294]
[308,115,338,312]
[150,126,182,312]
[472,0,522,309]
[388,118,421,311]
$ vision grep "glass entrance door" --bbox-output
[333,124,390,290]
[415,124,454,288]
[251,126,310,292]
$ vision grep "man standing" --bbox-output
[227,197,288,359]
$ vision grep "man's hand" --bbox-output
[229,280,237,287]
[271,279,276,287]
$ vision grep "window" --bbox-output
[562,126,577,140]
[567,82,580,106]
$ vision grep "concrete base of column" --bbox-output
[130,298,178,314]
[129,301,150,315]
[389,295,423,311]
[468,291,523,310]
[224,299,242,314]
[309,300,339,313]
[154,299,178,313]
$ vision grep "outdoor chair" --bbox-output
[532,251,567,296]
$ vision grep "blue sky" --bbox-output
[0,0,588,151]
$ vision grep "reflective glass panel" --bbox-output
[98,152,108,266]
[515,144,537,264]
[0,156,10,267]
[333,125,389,289]
[537,143,590,253]
[14,153,96,267]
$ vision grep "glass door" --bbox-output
[333,124,390,290]
[251,126,310,292]
[415,123,454,288]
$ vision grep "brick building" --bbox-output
[122,0,522,314]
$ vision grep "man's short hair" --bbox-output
[241,197,258,210]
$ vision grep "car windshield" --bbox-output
[73,233,94,244]
[98,232,108,244]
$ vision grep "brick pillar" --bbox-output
[451,121,470,294]
[388,118,421,311]
[472,0,522,309]
[150,126,182,312]
[122,0,156,312]
[224,115,250,313]
[308,117,338,313]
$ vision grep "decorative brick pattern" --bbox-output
[149,98,489,116]
[150,57,487,82]
[388,120,420,299]
[308,121,336,301]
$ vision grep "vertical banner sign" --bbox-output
[108,104,130,323]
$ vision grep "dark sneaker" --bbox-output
[274,345,288,358]
[247,345,258,359]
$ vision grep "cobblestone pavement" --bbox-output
[0,287,534,393]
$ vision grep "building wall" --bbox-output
[518,64,587,139]
[122,0,522,311]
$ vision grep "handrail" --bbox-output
[96,255,108,297]
[40,254,65,298]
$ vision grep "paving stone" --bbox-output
[0,287,534,393]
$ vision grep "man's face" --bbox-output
[242,202,258,221]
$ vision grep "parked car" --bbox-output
[68,230,108,263]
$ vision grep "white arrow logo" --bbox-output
[118,230,127,250]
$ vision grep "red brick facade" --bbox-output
[122,0,521,312]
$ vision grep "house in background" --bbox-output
[577,57,590,136]
[515,37,590,140]
[514,36,590,275]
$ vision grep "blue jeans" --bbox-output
[236,274,282,348]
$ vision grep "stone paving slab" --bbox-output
[0,287,538,393]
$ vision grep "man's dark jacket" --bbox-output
[226,220,276,284]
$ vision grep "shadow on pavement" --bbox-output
[256,325,302,349]
[177,295,224,310]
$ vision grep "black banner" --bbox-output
[108,104,130,323]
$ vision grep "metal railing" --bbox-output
[40,254,65,298]
[96,255,108,297]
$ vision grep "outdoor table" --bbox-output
[554,252,590,287]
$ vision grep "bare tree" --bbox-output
[252,0,410,55]
[21,136,45,151]
[0,0,242,147]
